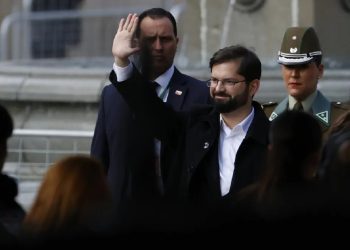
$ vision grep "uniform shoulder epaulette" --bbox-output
[261,101,277,107]
[331,101,350,110]
[261,101,278,118]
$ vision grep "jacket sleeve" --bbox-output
[110,69,185,148]
[90,87,109,173]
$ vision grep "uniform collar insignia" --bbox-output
[269,112,278,121]
[316,111,329,124]
[269,97,289,121]
[312,91,331,126]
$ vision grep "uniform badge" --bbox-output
[203,142,209,149]
[316,111,329,124]
[290,47,298,53]
[269,112,278,121]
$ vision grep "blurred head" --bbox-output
[328,110,350,137]
[320,131,350,190]
[0,104,13,171]
[266,110,322,183]
[317,111,350,181]
[23,155,112,236]
[208,45,261,113]
[278,27,324,101]
[135,8,179,80]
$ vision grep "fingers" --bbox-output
[119,13,138,32]
[117,18,125,33]
[129,14,138,33]
[124,14,133,30]
[112,13,140,65]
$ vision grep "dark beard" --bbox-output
[213,88,249,113]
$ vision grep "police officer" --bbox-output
[264,26,349,139]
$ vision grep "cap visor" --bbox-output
[278,56,314,65]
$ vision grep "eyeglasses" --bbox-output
[206,78,246,88]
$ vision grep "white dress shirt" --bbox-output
[218,107,255,196]
[113,62,174,102]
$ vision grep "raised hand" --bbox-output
[112,13,140,67]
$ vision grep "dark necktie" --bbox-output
[293,102,304,111]
[151,81,164,195]
[151,81,160,93]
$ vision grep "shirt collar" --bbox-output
[154,64,174,92]
[219,107,255,136]
[288,90,317,111]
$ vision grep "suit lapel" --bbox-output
[189,110,219,170]
[188,110,222,198]
[166,68,188,110]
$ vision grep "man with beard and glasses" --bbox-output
[91,8,210,215]
[111,13,270,218]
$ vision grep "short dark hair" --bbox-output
[135,8,177,37]
[269,110,322,156]
[256,110,322,201]
[209,45,261,84]
[0,104,13,142]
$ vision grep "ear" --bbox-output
[249,79,260,97]
[318,63,324,79]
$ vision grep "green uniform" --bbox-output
[263,91,350,139]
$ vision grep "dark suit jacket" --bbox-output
[91,66,210,208]
[0,174,26,237]
[114,69,270,207]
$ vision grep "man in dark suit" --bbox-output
[112,13,269,212]
[91,8,210,210]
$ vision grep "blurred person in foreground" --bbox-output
[0,104,26,244]
[318,110,350,179]
[21,155,114,244]
[226,111,329,234]
[319,111,350,220]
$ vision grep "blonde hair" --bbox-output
[23,155,112,236]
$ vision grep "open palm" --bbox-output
[112,13,140,66]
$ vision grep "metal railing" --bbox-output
[4,129,94,180]
[0,3,186,61]
[0,8,139,60]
